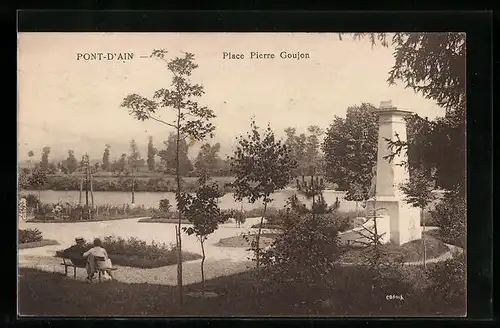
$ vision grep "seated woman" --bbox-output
[83,238,114,282]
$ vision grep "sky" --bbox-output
[17,32,445,163]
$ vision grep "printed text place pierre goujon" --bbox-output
[75,52,311,61]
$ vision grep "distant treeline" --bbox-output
[22,175,236,193]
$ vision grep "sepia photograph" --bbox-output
[17,32,466,317]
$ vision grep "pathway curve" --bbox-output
[18,217,264,285]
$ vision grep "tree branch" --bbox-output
[148,115,177,129]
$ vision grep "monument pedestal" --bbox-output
[366,196,421,245]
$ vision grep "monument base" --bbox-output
[366,196,421,245]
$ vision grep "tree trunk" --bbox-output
[422,209,427,269]
[90,174,94,218]
[79,178,83,205]
[131,171,135,204]
[255,202,267,268]
[200,239,206,296]
[175,111,183,306]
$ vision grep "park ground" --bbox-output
[18,217,463,316]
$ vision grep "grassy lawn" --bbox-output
[215,233,280,248]
[339,234,450,264]
[19,239,59,250]
[138,218,190,224]
[18,266,464,316]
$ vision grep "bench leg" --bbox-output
[98,271,101,282]
[64,265,68,276]
[74,267,77,278]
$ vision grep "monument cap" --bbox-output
[379,100,396,109]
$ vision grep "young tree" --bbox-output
[147,136,157,172]
[179,171,226,295]
[40,146,51,171]
[121,50,215,305]
[400,167,436,268]
[322,103,379,202]
[229,120,297,268]
[102,144,111,172]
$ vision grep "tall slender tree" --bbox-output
[121,50,215,305]
[40,146,51,171]
[102,144,111,172]
[147,136,157,172]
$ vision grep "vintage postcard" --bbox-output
[17,32,466,317]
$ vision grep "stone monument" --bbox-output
[366,100,421,245]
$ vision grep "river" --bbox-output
[20,189,358,212]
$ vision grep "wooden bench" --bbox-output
[57,251,117,281]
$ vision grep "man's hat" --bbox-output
[75,237,84,243]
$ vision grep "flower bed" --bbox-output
[55,236,201,269]
[26,202,156,223]
[19,228,43,244]
[19,239,59,249]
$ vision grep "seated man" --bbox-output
[83,238,114,282]
[62,237,87,259]
[62,237,94,280]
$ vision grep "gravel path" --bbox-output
[18,217,263,285]
[19,254,254,285]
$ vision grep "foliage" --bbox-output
[179,173,226,241]
[158,132,193,176]
[429,190,466,247]
[22,174,236,193]
[147,136,156,172]
[260,212,342,292]
[351,33,466,195]
[229,120,297,269]
[23,193,41,210]
[30,201,155,221]
[19,228,43,244]
[322,103,379,202]
[40,146,51,171]
[229,120,297,205]
[159,198,172,213]
[62,150,78,174]
[194,142,224,175]
[121,50,216,304]
[27,166,48,192]
[284,125,324,176]
[72,236,201,268]
[102,144,111,171]
[179,171,226,292]
[426,252,466,308]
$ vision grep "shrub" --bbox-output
[19,228,43,244]
[429,191,466,247]
[261,212,342,291]
[23,194,41,210]
[425,252,466,308]
[159,199,171,213]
